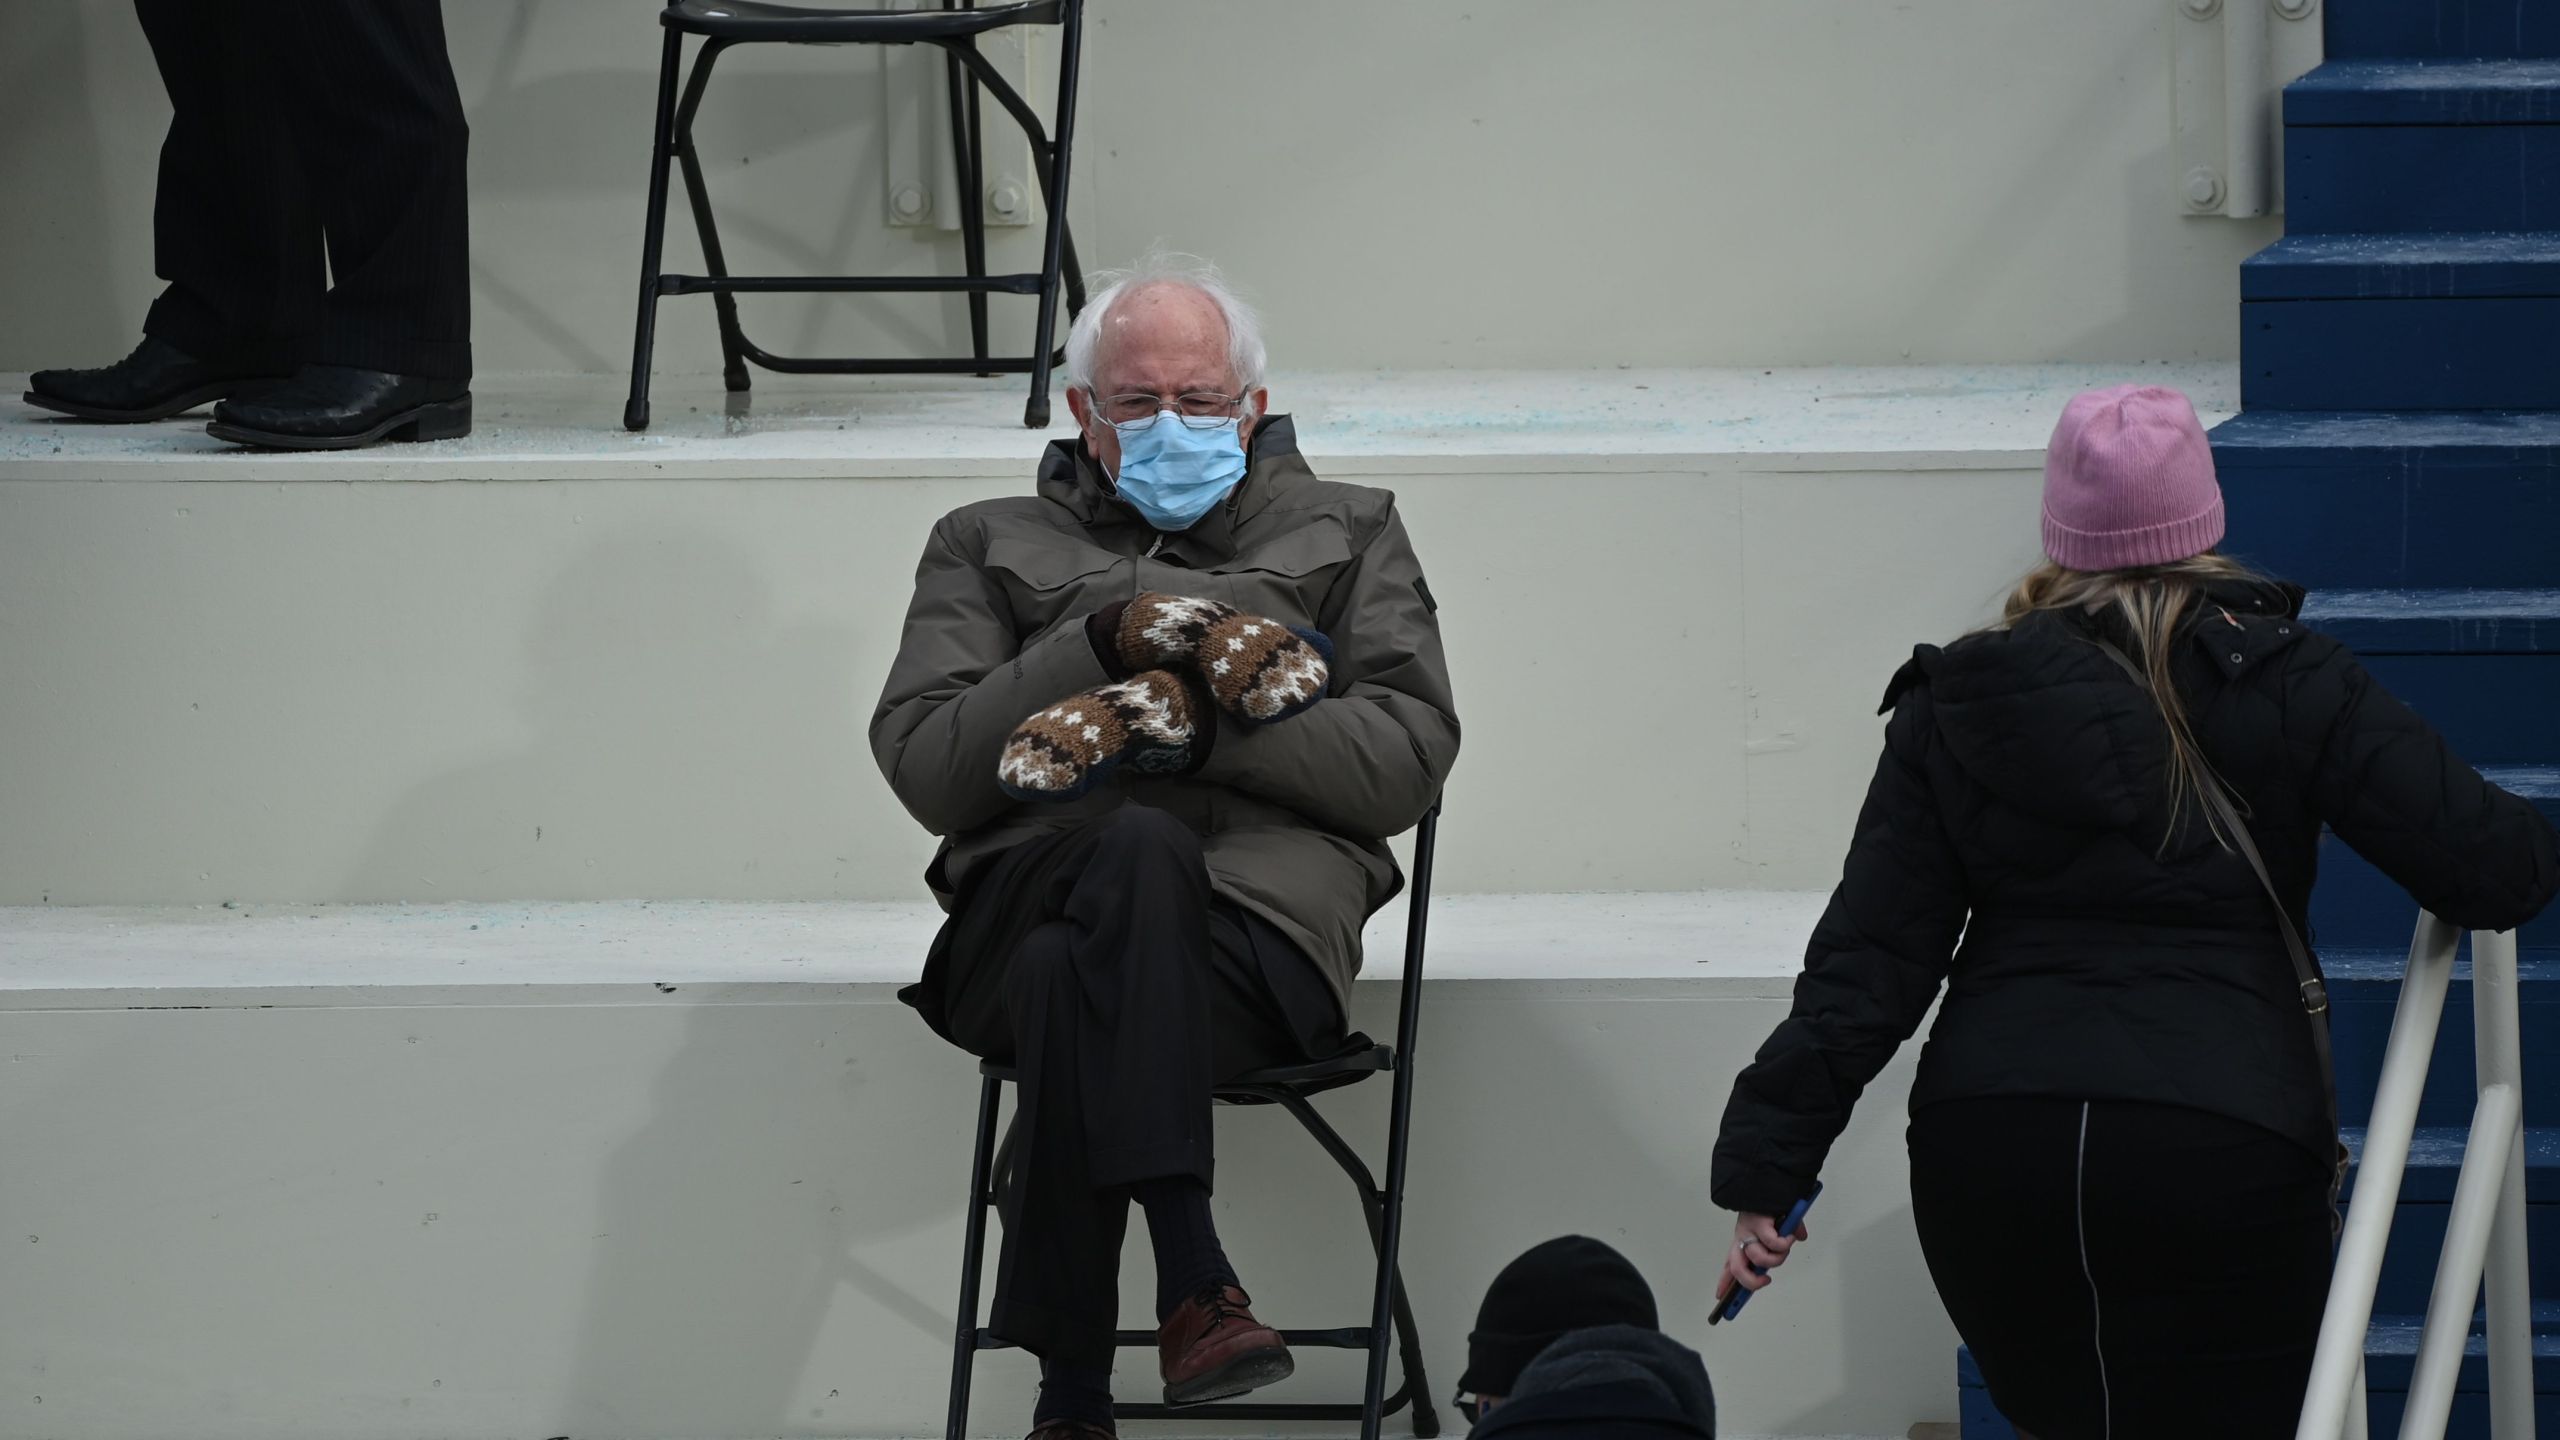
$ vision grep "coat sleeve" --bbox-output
[1192,506,1460,838]
[2288,638,2560,934]
[868,514,1112,837]
[1711,687,1970,1217]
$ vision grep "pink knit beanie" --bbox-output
[2040,384,2226,572]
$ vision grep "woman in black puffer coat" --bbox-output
[1709,385,2557,1440]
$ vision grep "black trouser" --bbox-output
[927,806,1345,1369]
[1910,1097,2334,1440]
[133,0,472,380]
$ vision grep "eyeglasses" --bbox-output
[1095,390,1251,430]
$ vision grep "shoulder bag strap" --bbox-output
[2090,638,2348,1220]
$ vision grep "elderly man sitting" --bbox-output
[870,255,1460,1440]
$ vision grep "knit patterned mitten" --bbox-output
[997,670,1203,802]
[1109,592,1332,724]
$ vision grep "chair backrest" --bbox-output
[1392,803,1443,1067]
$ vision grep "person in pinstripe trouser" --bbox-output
[25,0,473,450]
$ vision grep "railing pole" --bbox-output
[2297,913,2464,1440]
[2345,1355,2368,1440]
[2472,929,2534,1440]
[2403,1081,2521,1436]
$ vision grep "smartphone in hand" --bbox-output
[1709,1184,1821,1326]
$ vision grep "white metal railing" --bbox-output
[2299,913,2535,1440]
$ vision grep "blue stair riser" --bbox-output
[2287,129,2560,233]
[1958,1346,2560,1440]
[2343,654,2560,762]
[2330,976,2560,1126]
[1959,1337,2560,1438]
[2213,413,2560,590]
[2370,1392,2560,1437]
[2317,840,2560,959]
[2327,0,2560,61]
[2358,1200,2560,1315]
[2242,299,2560,411]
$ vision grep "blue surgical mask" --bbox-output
[1108,410,1247,532]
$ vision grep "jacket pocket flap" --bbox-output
[986,536,1118,590]
[1223,524,1353,578]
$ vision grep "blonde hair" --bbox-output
[1994,552,2265,849]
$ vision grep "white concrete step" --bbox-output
[4,365,2235,479]
[1,364,2234,910]
[1,890,1951,1440]
[0,890,1829,1006]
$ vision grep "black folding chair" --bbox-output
[624,1,1089,432]
[944,806,1446,1440]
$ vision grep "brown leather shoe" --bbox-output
[1025,1423,1114,1440]
[1158,1283,1294,1406]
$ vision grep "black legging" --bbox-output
[1910,1096,2333,1440]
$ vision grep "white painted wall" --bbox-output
[0,978,1955,1440]
[0,363,2163,907]
[2,0,2276,377]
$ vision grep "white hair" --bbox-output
[1061,250,1267,399]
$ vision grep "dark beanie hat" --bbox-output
[1458,1236,1658,1397]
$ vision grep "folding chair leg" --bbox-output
[1366,1065,1428,1436]
[624,27,685,432]
[1022,1,1085,428]
[945,1074,1005,1440]
[1390,1265,1441,1438]
[670,40,750,395]
[944,42,992,376]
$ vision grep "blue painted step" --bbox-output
[2304,589,2560,768]
[2284,62,2560,234]
[1955,1347,2019,1440]
[2364,1304,2560,1398]
[2347,655,2560,762]
[2327,0,2560,61]
[2349,1128,2560,1204]
[2327,951,2560,1127]
[2214,409,2560,590]
[2303,589,2560,653]
[2240,236,2560,412]
[2342,1127,2559,1315]
[2244,232,2560,299]
[2290,60,2560,125]
[1959,1317,2560,1439]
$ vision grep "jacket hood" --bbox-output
[1893,578,2302,832]
[1490,1324,1716,1435]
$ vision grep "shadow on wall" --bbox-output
[553,994,984,1437]
[1876,32,2275,366]
[339,523,867,902]
[0,5,124,358]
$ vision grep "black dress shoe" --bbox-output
[207,365,472,451]
[24,335,292,423]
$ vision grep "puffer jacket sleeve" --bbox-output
[869,514,1112,837]
[2287,637,2560,933]
[1712,680,1970,1217]
[1192,506,1460,838]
